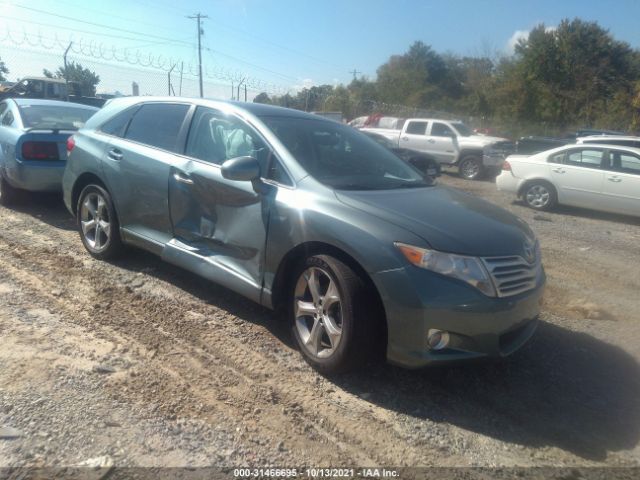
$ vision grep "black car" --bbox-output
[362,131,441,178]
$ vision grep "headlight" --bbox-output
[395,243,496,297]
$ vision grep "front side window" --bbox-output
[564,149,604,169]
[430,122,454,137]
[18,104,95,130]
[125,103,189,152]
[185,107,271,168]
[450,122,473,136]
[610,151,640,175]
[261,116,431,190]
[405,121,428,135]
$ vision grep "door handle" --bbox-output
[428,139,435,143]
[607,176,622,182]
[107,148,123,161]
[551,168,565,173]
[173,172,194,185]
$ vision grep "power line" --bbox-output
[349,69,361,80]
[12,4,195,47]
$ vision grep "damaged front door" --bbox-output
[165,106,273,302]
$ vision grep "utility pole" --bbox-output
[237,77,245,102]
[188,13,208,97]
[63,42,72,101]
[244,83,247,102]
[349,69,361,81]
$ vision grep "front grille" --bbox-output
[482,254,541,297]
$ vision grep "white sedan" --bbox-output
[496,144,640,217]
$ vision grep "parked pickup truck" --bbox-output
[361,118,513,180]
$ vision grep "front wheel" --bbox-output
[458,155,483,180]
[77,184,123,259]
[290,255,379,374]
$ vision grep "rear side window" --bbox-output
[100,107,139,137]
[405,121,428,135]
[547,152,565,164]
[1,110,14,127]
[125,103,190,152]
[564,149,604,169]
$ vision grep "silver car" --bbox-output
[0,98,97,204]
[63,97,544,373]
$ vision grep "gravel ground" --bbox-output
[0,172,639,473]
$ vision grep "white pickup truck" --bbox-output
[361,118,513,180]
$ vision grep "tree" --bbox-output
[376,41,450,108]
[253,92,272,104]
[42,61,100,96]
[513,19,638,128]
[0,57,8,82]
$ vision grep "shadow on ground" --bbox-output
[332,320,640,461]
[3,192,76,231]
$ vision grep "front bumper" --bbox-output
[372,265,545,368]
[5,160,65,192]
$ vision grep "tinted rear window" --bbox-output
[124,103,190,152]
[18,104,96,130]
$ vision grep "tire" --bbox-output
[0,175,20,206]
[522,180,557,211]
[76,184,123,260]
[458,155,483,180]
[290,255,379,374]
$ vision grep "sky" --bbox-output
[1,0,640,98]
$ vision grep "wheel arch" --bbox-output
[457,149,483,164]
[71,172,108,217]
[517,177,558,199]
[270,241,388,350]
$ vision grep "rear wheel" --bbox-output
[0,175,20,206]
[77,184,123,259]
[523,180,557,211]
[458,155,483,180]
[290,255,379,374]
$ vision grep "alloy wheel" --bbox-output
[525,185,550,208]
[293,266,344,359]
[80,192,112,252]
[460,158,480,179]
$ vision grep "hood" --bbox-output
[458,135,508,148]
[335,185,535,258]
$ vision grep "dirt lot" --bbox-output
[1,173,639,471]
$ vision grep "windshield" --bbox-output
[18,104,96,130]
[450,122,473,136]
[261,116,432,190]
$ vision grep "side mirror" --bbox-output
[221,156,260,182]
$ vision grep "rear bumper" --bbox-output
[496,171,522,194]
[5,160,65,192]
[372,265,545,368]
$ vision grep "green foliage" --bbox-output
[42,61,100,96]
[0,57,8,82]
[268,18,640,136]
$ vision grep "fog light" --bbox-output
[427,329,450,350]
